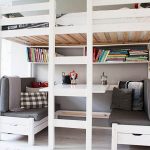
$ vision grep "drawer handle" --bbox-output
[132,134,142,136]
[9,124,18,126]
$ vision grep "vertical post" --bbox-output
[49,0,56,149]
[111,123,118,150]
[86,0,93,150]
[0,10,2,77]
[147,43,150,79]
[28,118,35,145]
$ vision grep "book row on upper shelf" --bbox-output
[27,47,64,63]
[92,47,149,63]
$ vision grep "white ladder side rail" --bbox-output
[86,0,93,150]
[0,10,2,78]
[48,0,56,149]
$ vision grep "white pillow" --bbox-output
[26,87,41,93]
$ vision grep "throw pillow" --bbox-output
[128,81,144,111]
[26,87,41,93]
[111,87,133,111]
[21,92,48,109]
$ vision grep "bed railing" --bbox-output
[93,0,150,6]
[1,2,50,37]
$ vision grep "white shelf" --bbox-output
[93,61,149,65]
[29,62,48,65]
[55,56,87,65]
[40,84,118,96]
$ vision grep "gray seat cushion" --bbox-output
[109,109,150,126]
[2,108,48,121]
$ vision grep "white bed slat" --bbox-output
[56,26,87,34]
[93,23,150,33]
[1,2,49,14]
[93,0,150,6]
[1,28,49,38]
[54,119,86,129]
[2,15,49,26]
[93,8,150,20]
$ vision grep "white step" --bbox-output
[54,119,86,129]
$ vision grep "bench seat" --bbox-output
[2,108,48,121]
[110,109,150,126]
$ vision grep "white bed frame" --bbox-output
[1,0,150,150]
[0,116,48,145]
[112,123,150,150]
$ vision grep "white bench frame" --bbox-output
[112,123,150,150]
[0,116,48,145]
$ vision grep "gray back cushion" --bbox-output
[111,87,133,111]
[0,77,9,112]
[21,78,35,92]
[0,77,35,113]
[144,79,150,120]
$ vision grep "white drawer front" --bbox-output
[0,123,28,135]
[118,133,150,146]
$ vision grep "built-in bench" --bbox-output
[111,79,150,150]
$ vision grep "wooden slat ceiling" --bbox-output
[5,31,150,46]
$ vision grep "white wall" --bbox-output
[1,39,30,77]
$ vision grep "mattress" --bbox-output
[2,10,150,31]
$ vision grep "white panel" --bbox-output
[93,9,150,20]
[93,23,150,33]
[56,25,87,34]
[54,84,87,97]
[1,2,49,14]
[93,0,150,6]
[2,15,49,26]
[1,28,49,38]
[118,133,150,146]
[55,56,88,65]
[54,119,86,129]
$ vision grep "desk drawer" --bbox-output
[118,133,150,146]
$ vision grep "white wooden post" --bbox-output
[48,0,56,149]
[28,118,35,145]
[111,123,118,150]
[0,9,2,78]
[148,43,150,79]
[86,0,93,150]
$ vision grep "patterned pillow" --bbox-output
[21,92,48,109]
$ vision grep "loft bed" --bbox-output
[1,1,150,46]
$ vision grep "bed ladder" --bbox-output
[48,0,93,150]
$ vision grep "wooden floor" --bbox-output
[0,128,150,150]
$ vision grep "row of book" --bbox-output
[27,48,49,63]
[93,48,149,62]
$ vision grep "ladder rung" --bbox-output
[54,119,86,129]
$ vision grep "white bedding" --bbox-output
[56,11,150,26]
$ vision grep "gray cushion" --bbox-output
[109,109,150,126]
[2,108,48,121]
[0,77,9,112]
[128,81,144,111]
[0,77,35,113]
[21,78,35,92]
[111,87,133,111]
[144,79,150,120]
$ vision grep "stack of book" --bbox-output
[106,49,128,62]
[126,50,149,62]
[93,48,149,63]
[27,47,49,63]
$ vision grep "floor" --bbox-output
[0,128,150,150]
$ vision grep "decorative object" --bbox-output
[62,72,71,84]
[69,70,78,85]
[100,72,107,85]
